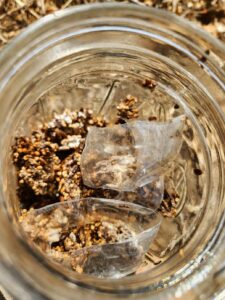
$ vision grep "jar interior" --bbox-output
[7,49,209,276]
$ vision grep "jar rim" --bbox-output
[0,3,224,74]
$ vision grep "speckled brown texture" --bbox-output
[12,95,180,216]
[12,108,108,208]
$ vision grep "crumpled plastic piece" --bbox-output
[21,198,161,278]
[117,176,164,210]
[81,124,136,191]
[81,116,185,192]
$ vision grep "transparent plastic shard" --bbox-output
[21,198,161,278]
[81,116,185,191]
[117,176,164,210]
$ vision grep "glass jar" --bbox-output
[0,3,225,300]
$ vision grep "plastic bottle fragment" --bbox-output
[20,198,161,278]
[81,116,185,192]
[117,176,164,210]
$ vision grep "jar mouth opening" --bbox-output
[0,3,225,297]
